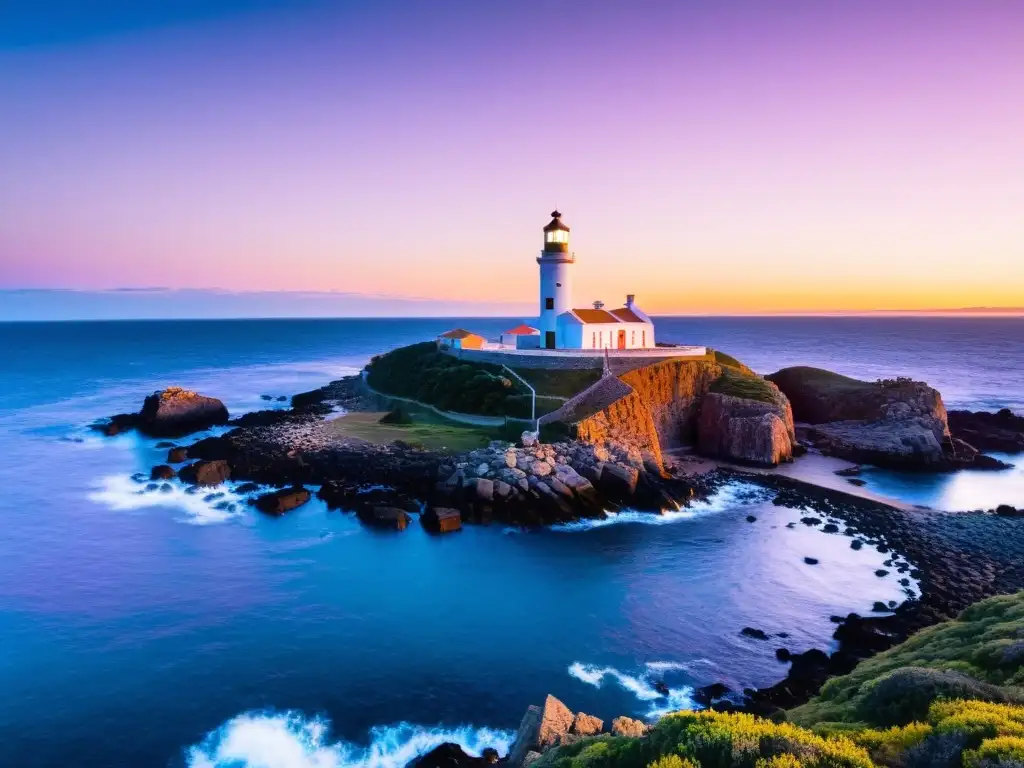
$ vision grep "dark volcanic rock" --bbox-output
[92,413,139,437]
[410,743,498,768]
[252,486,311,516]
[138,387,229,437]
[150,464,176,480]
[598,463,638,497]
[178,459,230,487]
[741,627,770,641]
[948,408,1024,454]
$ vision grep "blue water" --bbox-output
[0,317,1021,767]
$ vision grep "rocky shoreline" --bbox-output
[94,372,1024,744]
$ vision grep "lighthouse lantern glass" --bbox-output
[546,230,568,244]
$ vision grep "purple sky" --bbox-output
[2,0,1023,317]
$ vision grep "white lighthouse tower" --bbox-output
[537,210,573,349]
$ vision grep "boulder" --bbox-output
[178,459,230,487]
[253,487,311,516]
[570,713,603,736]
[422,507,463,534]
[599,463,638,497]
[947,408,1024,454]
[536,695,574,750]
[473,478,494,502]
[507,695,575,766]
[610,716,647,738]
[696,392,794,466]
[167,447,189,464]
[356,506,409,531]
[137,386,229,437]
[409,743,498,768]
[150,464,176,480]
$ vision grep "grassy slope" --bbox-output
[533,593,1024,768]
[789,592,1024,728]
[324,411,499,451]
[708,367,780,405]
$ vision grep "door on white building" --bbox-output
[617,330,626,350]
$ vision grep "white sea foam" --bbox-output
[185,712,515,768]
[88,475,253,525]
[567,662,697,720]
[551,481,771,532]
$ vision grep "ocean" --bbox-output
[0,316,1021,767]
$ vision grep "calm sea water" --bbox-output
[0,317,1021,768]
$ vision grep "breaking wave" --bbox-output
[567,661,699,719]
[88,474,260,525]
[551,480,771,532]
[185,711,515,768]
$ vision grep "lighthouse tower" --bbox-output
[537,210,574,349]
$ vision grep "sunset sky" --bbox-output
[1,0,1022,317]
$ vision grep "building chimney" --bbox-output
[593,300,604,310]
[626,294,635,307]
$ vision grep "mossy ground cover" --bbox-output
[709,367,780,405]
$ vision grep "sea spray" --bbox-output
[185,712,515,768]
[550,480,772,532]
[567,662,698,719]
[88,474,256,525]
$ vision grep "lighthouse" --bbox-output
[537,210,574,349]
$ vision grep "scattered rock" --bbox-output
[253,486,311,516]
[804,557,819,565]
[746,515,758,523]
[741,627,770,641]
[167,447,189,463]
[422,507,462,534]
[356,506,410,531]
[609,716,646,738]
[569,713,603,736]
[150,464,176,480]
[178,459,230,487]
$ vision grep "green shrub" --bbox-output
[857,668,1011,727]
[962,735,1024,767]
[849,723,932,765]
[366,342,526,417]
[789,592,1024,728]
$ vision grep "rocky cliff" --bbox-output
[697,392,794,466]
[567,358,794,468]
[766,367,1005,471]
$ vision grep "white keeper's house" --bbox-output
[519,210,656,351]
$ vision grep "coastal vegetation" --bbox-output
[789,591,1024,728]
[708,366,780,405]
[532,592,1024,768]
[324,411,500,451]
[366,342,533,417]
[365,342,600,418]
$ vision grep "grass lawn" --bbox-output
[324,412,500,452]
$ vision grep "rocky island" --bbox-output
[96,342,1024,730]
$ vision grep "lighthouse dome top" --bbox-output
[543,210,570,232]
